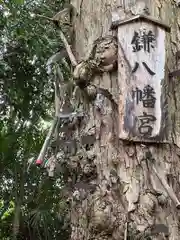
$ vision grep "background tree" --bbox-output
[0,0,70,239]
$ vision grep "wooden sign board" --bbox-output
[112,16,170,142]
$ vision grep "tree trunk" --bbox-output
[69,0,180,239]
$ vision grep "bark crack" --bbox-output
[79,0,84,20]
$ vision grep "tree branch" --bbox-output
[36,13,77,67]
[36,117,59,165]
[59,30,77,67]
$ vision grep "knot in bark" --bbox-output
[90,35,118,72]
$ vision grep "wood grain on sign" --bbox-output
[118,21,168,142]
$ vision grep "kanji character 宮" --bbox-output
[138,112,156,136]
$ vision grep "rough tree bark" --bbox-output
[68,0,180,239]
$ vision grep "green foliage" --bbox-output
[0,0,70,239]
[0,200,15,220]
[14,0,25,4]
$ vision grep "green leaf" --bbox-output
[13,0,24,5]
